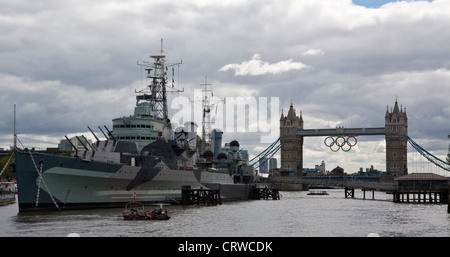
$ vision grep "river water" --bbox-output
[0,189,448,237]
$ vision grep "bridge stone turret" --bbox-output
[385,98,408,176]
[280,102,303,176]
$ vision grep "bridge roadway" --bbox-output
[268,176,396,192]
[296,127,386,137]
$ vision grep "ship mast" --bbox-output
[137,39,182,128]
[13,104,16,149]
[201,76,212,153]
[199,77,225,154]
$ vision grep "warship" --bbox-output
[13,49,255,211]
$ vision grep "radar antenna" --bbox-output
[137,39,182,128]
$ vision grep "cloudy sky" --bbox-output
[1,0,449,174]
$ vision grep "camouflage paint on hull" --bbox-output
[14,150,252,211]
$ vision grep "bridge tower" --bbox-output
[385,98,408,176]
[280,102,303,176]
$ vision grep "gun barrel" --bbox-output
[87,126,100,142]
[64,135,78,156]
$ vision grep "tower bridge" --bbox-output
[254,98,449,210]
[279,98,408,177]
[254,97,449,179]
[256,98,449,210]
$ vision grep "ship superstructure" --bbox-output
[13,46,256,211]
[112,48,182,152]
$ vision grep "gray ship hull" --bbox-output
[14,150,252,211]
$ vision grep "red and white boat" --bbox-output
[123,194,171,220]
[123,201,148,220]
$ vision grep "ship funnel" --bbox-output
[211,129,223,158]
[184,122,198,133]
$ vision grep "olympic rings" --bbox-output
[341,141,351,152]
[324,137,334,147]
[323,136,358,152]
[346,136,357,147]
[335,136,345,146]
[330,141,340,152]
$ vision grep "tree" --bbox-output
[0,150,15,181]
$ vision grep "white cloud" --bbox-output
[219,54,312,76]
[303,49,325,56]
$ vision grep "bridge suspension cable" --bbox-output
[252,144,281,169]
[249,137,280,168]
[404,135,450,172]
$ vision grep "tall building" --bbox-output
[259,157,268,173]
[385,98,408,176]
[269,158,277,171]
[315,160,325,173]
[280,102,303,176]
